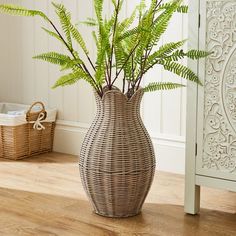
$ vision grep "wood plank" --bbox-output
[0,153,235,235]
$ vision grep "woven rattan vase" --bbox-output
[79,87,156,218]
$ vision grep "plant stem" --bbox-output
[136,49,148,89]
[122,75,126,93]
[48,19,102,96]
[131,54,135,81]
[105,59,110,84]
[135,0,164,90]
[109,0,121,88]
[87,55,96,71]
[111,41,140,87]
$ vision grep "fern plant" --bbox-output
[0,0,209,98]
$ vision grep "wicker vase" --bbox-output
[79,87,156,218]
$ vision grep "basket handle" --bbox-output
[26,101,47,122]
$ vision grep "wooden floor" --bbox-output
[0,153,235,236]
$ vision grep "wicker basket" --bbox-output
[79,88,156,218]
[0,102,57,160]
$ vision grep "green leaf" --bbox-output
[52,71,83,88]
[147,40,186,65]
[186,50,211,60]
[33,52,71,66]
[144,82,185,92]
[81,17,97,27]
[94,0,104,24]
[176,5,188,13]
[150,0,183,47]
[160,61,202,85]
[164,49,211,62]
[0,4,49,21]
[95,41,106,85]
[92,31,99,48]
[117,26,145,42]
[41,27,63,43]
[158,3,188,13]
[117,4,138,33]
[52,2,72,49]
[69,23,89,55]
[60,58,83,71]
[158,40,186,56]
[163,50,185,61]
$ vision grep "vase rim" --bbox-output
[95,86,144,102]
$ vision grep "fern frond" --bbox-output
[158,40,186,55]
[158,3,188,13]
[115,38,134,80]
[69,23,89,55]
[54,66,98,88]
[95,31,107,85]
[41,27,63,43]
[118,4,138,33]
[141,41,186,75]
[111,0,124,10]
[0,4,49,21]
[81,17,97,27]
[137,0,146,16]
[52,2,72,49]
[186,50,211,60]
[134,0,183,67]
[144,82,185,92]
[111,0,118,8]
[160,61,202,85]
[33,52,71,66]
[147,40,186,64]
[150,0,183,47]
[94,0,104,24]
[164,50,185,61]
[177,5,188,13]
[94,7,115,85]
[117,26,146,42]
[164,49,211,61]
[52,71,83,88]
[115,42,128,69]
[60,58,83,71]
[92,31,99,48]
[95,40,107,85]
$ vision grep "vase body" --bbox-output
[79,88,156,218]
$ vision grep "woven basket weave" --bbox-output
[79,88,156,218]
[0,102,55,160]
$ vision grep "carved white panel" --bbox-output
[202,1,236,174]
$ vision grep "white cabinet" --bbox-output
[185,0,236,214]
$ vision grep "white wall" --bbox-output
[0,0,187,174]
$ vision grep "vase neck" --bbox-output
[94,88,144,115]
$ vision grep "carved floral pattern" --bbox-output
[203,1,236,173]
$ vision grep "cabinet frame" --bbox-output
[185,0,236,215]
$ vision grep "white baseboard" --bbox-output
[54,120,186,174]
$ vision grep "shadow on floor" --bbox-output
[0,187,235,236]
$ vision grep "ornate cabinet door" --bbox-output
[196,0,236,181]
